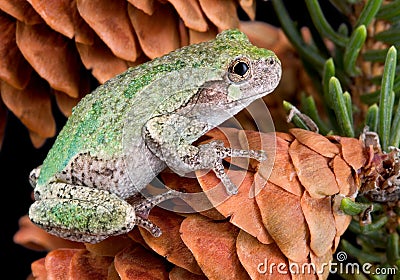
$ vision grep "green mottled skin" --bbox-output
[38,29,275,187]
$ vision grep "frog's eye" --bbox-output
[228,57,251,83]
[233,61,249,76]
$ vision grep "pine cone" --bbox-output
[19,127,389,280]
[0,0,304,148]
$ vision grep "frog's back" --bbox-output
[37,29,273,186]
[37,62,170,186]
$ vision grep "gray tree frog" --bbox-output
[28,29,282,243]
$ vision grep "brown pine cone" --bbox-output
[19,127,389,280]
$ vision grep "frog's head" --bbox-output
[183,29,280,120]
[180,30,282,125]
[214,29,282,106]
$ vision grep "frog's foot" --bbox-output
[194,140,267,195]
[132,190,181,237]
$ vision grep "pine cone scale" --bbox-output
[289,128,340,158]
[76,0,140,62]
[114,245,169,280]
[128,3,180,59]
[258,134,303,196]
[27,0,75,39]
[180,215,250,280]
[236,230,291,280]
[1,75,56,138]
[167,0,208,32]
[300,192,336,257]
[16,22,81,98]
[256,181,309,263]
[0,13,32,90]
[0,0,42,24]
[138,207,203,275]
[197,169,274,245]
[289,139,340,198]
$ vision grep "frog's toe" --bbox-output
[253,150,267,161]
[133,189,182,216]
[135,216,162,237]
[212,160,238,195]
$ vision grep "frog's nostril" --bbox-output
[266,57,275,66]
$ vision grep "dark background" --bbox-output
[0,1,346,278]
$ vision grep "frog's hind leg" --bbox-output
[29,182,138,243]
[46,227,109,244]
[132,190,181,237]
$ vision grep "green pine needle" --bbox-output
[340,197,372,215]
[387,233,400,266]
[376,0,400,22]
[282,101,312,130]
[378,46,397,151]
[300,95,331,134]
[360,216,390,234]
[374,27,400,45]
[390,97,400,147]
[363,48,400,63]
[329,77,355,137]
[344,25,367,76]
[340,239,385,264]
[355,0,383,27]
[366,104,379,132]
[323,58,336,108]
[305,0,349,47]
[271,0,326,69]
[343,91,354,126]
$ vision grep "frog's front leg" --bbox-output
[143,114,267,195]
[29,181,177,243]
